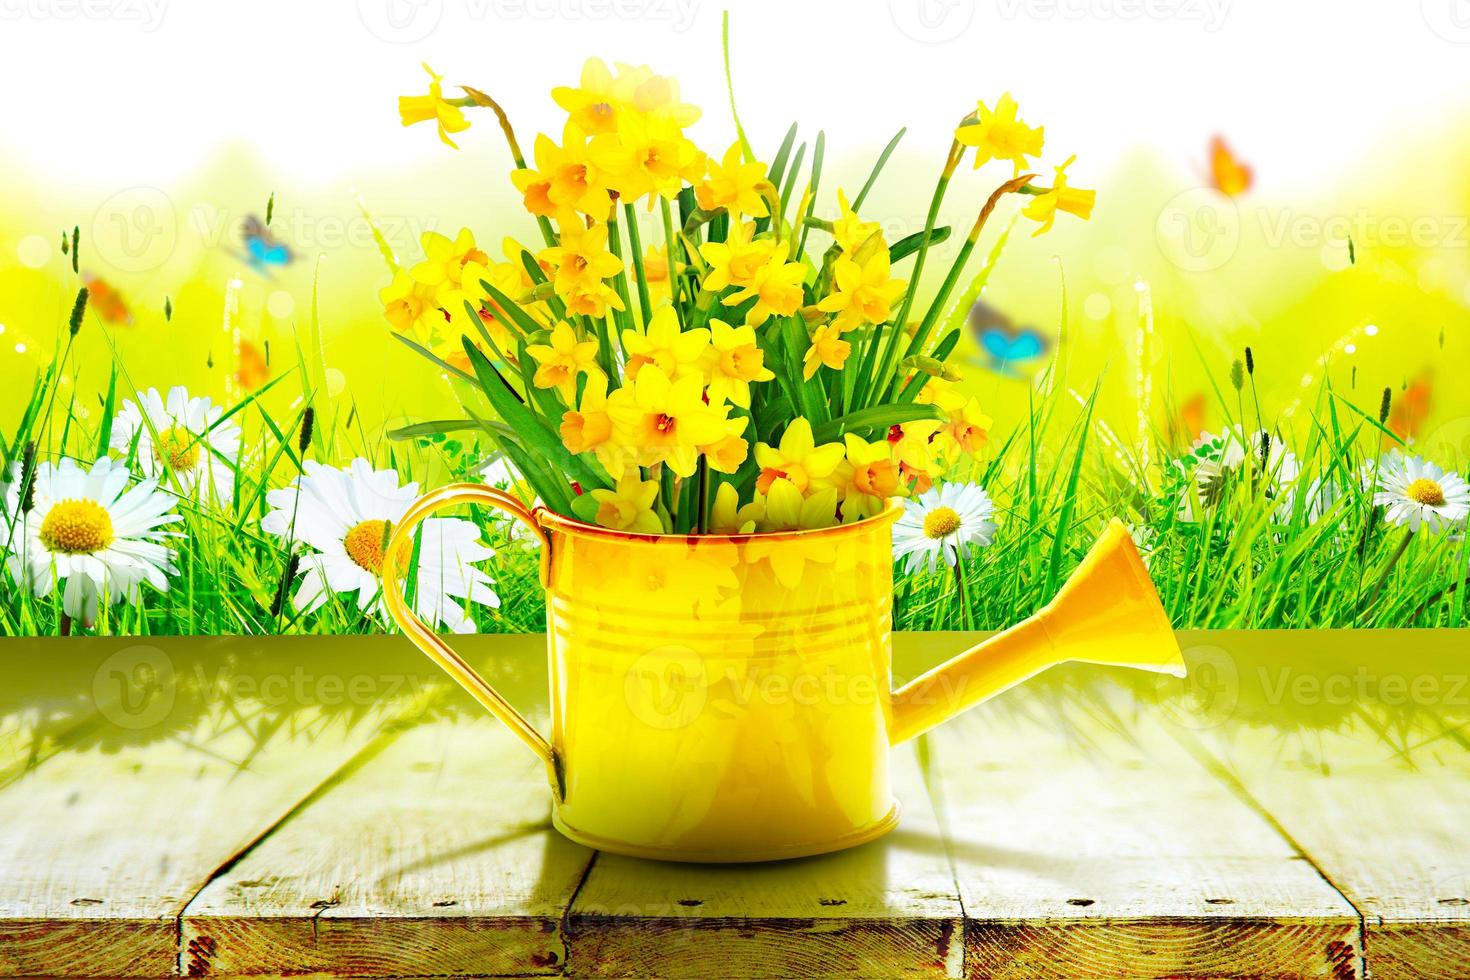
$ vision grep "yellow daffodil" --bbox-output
[526,321,604,401]
[398,63,470,149]
[955,93,1044,175]
[707,482,754,534]
[552,58,623,136]
[538,221,623,298]
[752,478,840,533]
[699,221,779,293]
[552,59,699,137]
[729,254,806,326]
[612,62,700,127]
[563,282,625,319]
[641,244,676,306]
[699,416,751,474]
[888,420,944,494]
[1022,156,1096,236]
[695,143,771,217]
[379,270,442,342]
[607,367,728,477]
[802,322,852,380]
[590,470,663,534]
[511,127,611,219]
[921,382,994,460]
[831,434,904,521]
[754,418,846,495]
[831,189,881,255]
[561,377,612,452]
[816,251,907,330]
[622,305,710,381]
[591,114,704,204]
[410,228,490,297]
[705,319,774,407]
[441,255,543,361]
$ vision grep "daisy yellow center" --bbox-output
[39,499,115,554]
[1405,477,1446,507]
[152,425,201,471]
[343,519,406,575]
[923,506,962,540]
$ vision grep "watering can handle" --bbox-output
[381,483,561,788]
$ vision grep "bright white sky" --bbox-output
[1,0,1467,192]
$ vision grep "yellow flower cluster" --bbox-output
[387,58,1086,537]
[954,93,1096,236]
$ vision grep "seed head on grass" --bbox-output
[298,406,315,457]
[1229,359,1243,392]
[18,442,37,514]
[68,287,89,336]
[1244,346,1254,375]
[1379,387,1392,425]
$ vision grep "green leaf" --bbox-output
[889,225,952,264]
[387,418,505,441]
[478,279,544,338]
[96,365,117,456]
[812,403,944,443]
[853,128,905,210]
[462,337,608,494]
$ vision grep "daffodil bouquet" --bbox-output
[387,56,1093,536]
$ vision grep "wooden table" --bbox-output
[1,631,1466,979]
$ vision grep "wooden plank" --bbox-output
[920,658,1361,980]
[0,635,437,978]
[564,740,964,979]
[181,666,593,976]
[1166,630,1470,979]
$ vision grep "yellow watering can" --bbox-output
[383,485,1184,863]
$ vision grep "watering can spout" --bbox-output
[889,519,1185,744]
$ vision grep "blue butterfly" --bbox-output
[241,215,292,273]
[969,300,1051,377]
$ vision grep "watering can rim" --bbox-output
[533,500,904,545]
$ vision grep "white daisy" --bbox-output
[111,386,242,504]
[1177,426,1300,520]
[892,482,997,574]
[1372,454,1470,533]
[2,456,181,627]
[261,459,499,633]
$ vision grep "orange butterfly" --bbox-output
[83,274,132,326]
[1208,136,1253,198]
[235,338,269,391]
[1389,374,1432,441]
[1166,392,1207,447]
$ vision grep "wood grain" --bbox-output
[1167,630,1470,979]
[922,676,1361,979]
[0,636,435,978]
[564,740,964,978]
[181,715,593,977]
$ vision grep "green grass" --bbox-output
[2,304,1467,638]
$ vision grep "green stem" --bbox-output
[624,202,654,327]
[659,196,685,328]
[1362,529,1414,617]
[862,174,950,409]
[952,552,973,631]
